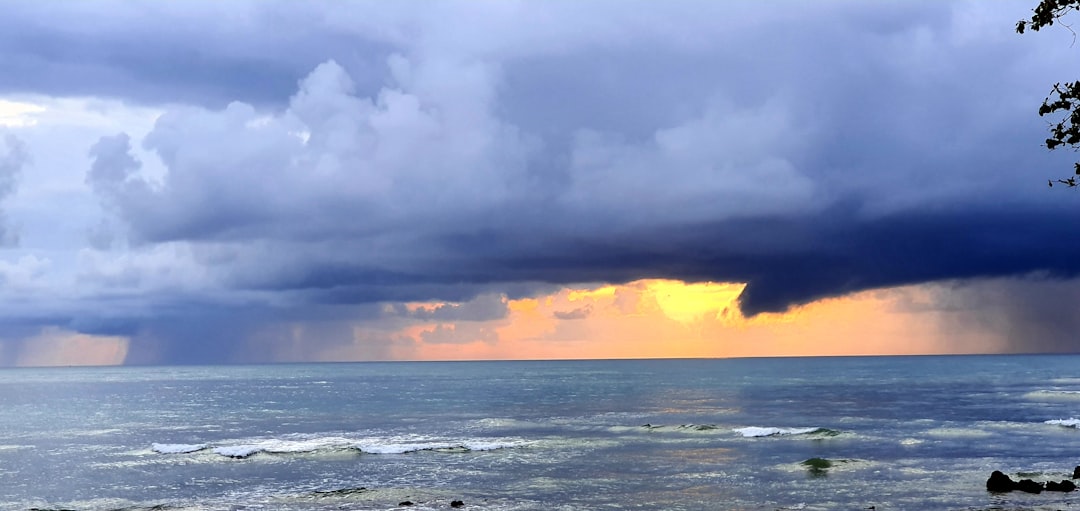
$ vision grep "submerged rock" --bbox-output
[399,501,414,506]
[450,500,465,508]
[1074,465,1080,479]
[801,457,832,477]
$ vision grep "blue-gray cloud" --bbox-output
[0,0,1075,362]
[0,135,26,246]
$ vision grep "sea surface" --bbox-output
[3,355,1080,510]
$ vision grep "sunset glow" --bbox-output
[2,278,1014,366]
[358,279,1002,362]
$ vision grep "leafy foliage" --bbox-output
[1017,0,1080,33]
[1018,1,1080,187]
[1038,81,1080,186]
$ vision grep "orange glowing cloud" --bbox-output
[395,279,1002,361]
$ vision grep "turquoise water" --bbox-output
[2,356,1080,510]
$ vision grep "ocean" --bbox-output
[2,355,1080,510]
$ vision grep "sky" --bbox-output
[0,0,1078,366]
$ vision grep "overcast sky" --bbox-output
[0,0,1078,365]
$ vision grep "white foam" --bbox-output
[362,442,454,454]
[924,427,993,439]
[464,440,522,451]
[358,440,525,454]
[153,434,528,459]
[1046,418,1080,428]
[1024,390,1080,401]
[212,437,356,458]
[151,443,207,454]
[472,417,535,429]
[734,426,821,438]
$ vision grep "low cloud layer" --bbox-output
[0,1,1077,363]
[0,135,26,246]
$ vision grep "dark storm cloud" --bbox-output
[398,203,1080,317]
[146,199,1080,321]
[722,206,1080,315]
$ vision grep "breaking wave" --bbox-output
[151,443,208,454]
[151,434,528,459]
[1023,390,1080,401]
[639,423,725,432]
[1045,418,1080,429]
[637,424,841,438]
[734,426,839,438]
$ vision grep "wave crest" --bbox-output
[151,443,208,454]
[1046,418,1080,429]
[152,434,528,459]
[1024,390,1080,401]
[734,426,838,438]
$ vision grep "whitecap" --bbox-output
[213,444,269,458]
[212,437,357,458]
[151,443,207,454]
[358,439,525,454]
[1023,390,1080,401]
[462,440,525,451]
[1046,418,1080,428]
[733,426,823,438]
[360,442,455,454]
[924,427,993,439]
[153,434,529,459]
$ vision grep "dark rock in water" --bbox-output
[1074,465,1080,479]
[399,501,414,506]
[1016,478,1044,494]
[450,500,465,508]
[987,469,1076,493]
[1046,479,1077,492]
[986,470,1016,492]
